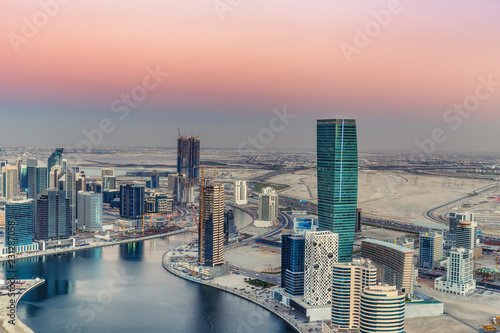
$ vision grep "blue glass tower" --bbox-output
[281,232,305,296]
[317,119,358,263]
[5,199,35,247]
[119,184,145,219]
[47,148,64,175]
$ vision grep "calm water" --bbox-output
[1,210,293,333]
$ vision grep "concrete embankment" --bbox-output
[0,279,45,333]
[161,253,303,333]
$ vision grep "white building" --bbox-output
[77,192,103,232]
[256,187,279,227]
[434,247,476,296]
[304,231,338,306]
[234,180,248,205]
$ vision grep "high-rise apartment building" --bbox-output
[317,119,358,263]
[449,208,474,235]
[36,189,72,240]
[258,187,279,223]
[177,136,200,179]
[145,191,173,214]
[151,170,160,189]
[2,165,18,200]
[331,258,377,330]
[77,192,103,232]
[434,247,475,296]
[281,230,306,296]
[103,175,117,190]
[4,199,37,253]
[101,168,115,181]
[234,180,248,205]
[27,158,48,200]
[359,285,406,333]
[303,231,338,306]
[419,232,443,269]
[361,239,415,295]
[49,165,63,189]
[199,183,224,267]
[119,183,145,219]
[456,220,477,250]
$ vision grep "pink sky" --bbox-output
[1,0,499,150]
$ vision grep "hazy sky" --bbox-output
[1,0,499,153]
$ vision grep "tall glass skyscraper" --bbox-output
[177,136,200,179]
[317,119,358,263]
[47,148,64,176]
[281,231,305,296]
[27,158,48,200]
[5,199,35,247]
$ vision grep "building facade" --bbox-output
[434,247,476,296]
[5,199,35,249]
[281,231,306,296]
[359,285,406,333]
[331,259,377,329]
[303,231,338,306]
[36,189,72,240]
[77,192,103,232]
[258,187,279,223]
[361,239,415,295]
[27,158,48,200]
[234,180,248,205]
[419,232,443,269]
[456,220,477,250]
[2,165,18,200]
[199,183,225,267]
[119,183,145,219]
[177,136,200,179]
[317,119,358,263]
[145,191,173,214]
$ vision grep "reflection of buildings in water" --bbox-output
[77,247,103,260]
[120,242,144,261]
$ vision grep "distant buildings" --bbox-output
[169,173,187,203]
[303,231,338,306]
[77,192,103,232]
[434,247,475,296]
[281,230,306,296]
[199,182,225,267]
[257,187,278,227]
[101,168,115,181]
[103,175,117,190]
[119,183,145,220]
[361,239,415,295]
[449,208,474,235]
[2,164,18,200]
[1,199,38,254]
[234,180,248,205]
[419,232,443,269]
[47,148,64,177]
[151,169,160,189]
[177,135,200,179]
[331,258,377,330]
[317,119,358,263]
[359,285,406,333]
[36,189,72,241]
[224,209,238,243]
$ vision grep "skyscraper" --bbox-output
[2,165,18,200]
[281,230,305,296]
[434,247,476,296]
[258,187,279,223]
[234,180,248,205]
[419,232,443,269]
[47,148,64,177]
[103,175,117,190]
[4,199,36,252]
[456,220,477,250]
[36,189,72,240]
[303,231,338,306]
[27,158,48,200]
[49,165,63,189]
[331,259,377,329]
[449,208,474,235]
[151,169,160,189]
[77,192,103,232]
[199,182,225,267]
[317,119,358,263]
[119,183,145,219]
[177,135,200,179]
[359,285,406,333]
[58,160,77,231]
[101,168,115,181]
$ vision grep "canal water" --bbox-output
[1,210,294,333]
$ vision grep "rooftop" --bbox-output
[361,238,414,253]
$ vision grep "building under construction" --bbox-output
[177,132,200,180]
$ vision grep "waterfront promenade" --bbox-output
[162,251,321,333]
[0,279,45,333]
[0,229,189,263]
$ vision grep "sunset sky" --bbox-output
[1,0,499,153]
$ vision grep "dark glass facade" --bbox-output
[281,233,305,296]
[119,184,145,219]
[36,189,72,240]
[317,119,358,263]
[177,136,200,179]
[5,200,35,247]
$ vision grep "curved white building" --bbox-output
[360,285,405,333]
